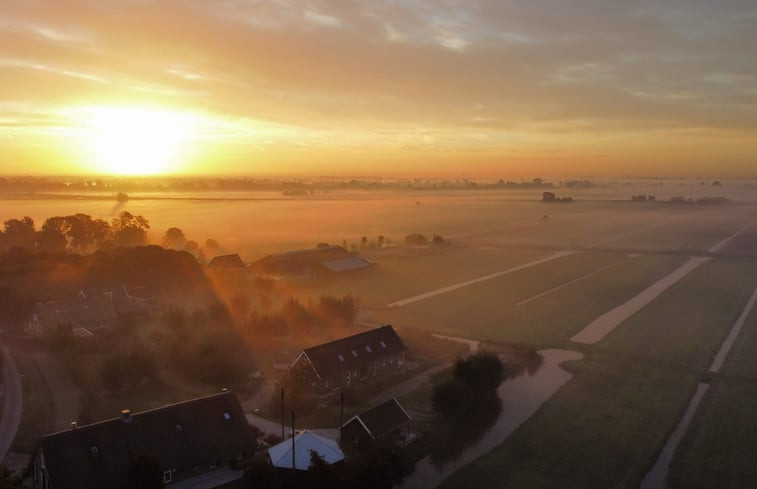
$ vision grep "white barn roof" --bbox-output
[267,431,345,470]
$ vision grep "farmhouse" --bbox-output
[289,325,406,393]
[341,398,412,447]
[207,254,246,269]
[250,245,372,279]
[29,391,256,489]
[26,285,150,336]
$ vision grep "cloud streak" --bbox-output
[1,0,756,175]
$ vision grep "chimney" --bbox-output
[121,409,132,423]
[71,421,78,431]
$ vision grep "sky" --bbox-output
[1,0,756,177]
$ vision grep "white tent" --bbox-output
[267,431,345,471]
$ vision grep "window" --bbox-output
[337,354,345,362]
[365,346,372,353]
[345,371,351,384]
[351,349,358,357]
[210,459,218,469]
[380,341,387,348]
[224,412,231,421]
[175,424,183,433]
[163,470,172,483]
[90,446,100,460]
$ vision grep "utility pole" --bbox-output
[291,410,296,485]
[280,388,285,440]
[339,391,344,442]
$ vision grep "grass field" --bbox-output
[292,247,547,307]
[376,253,688,346]
[668,293,757,488]
[439,257,757,489]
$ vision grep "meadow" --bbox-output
[440,257,757,488]
[668,294,757,488]
[4,185,757,487]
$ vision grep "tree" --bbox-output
[404,233,428,246]
[432,234,446,246]
[162,227,187,250]
[112,211,150,247]
[1,217,36,250]
[37,217,67,253]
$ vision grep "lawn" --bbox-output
[439,257,757,489]
[668,291,757,488]
[377,253,687,346]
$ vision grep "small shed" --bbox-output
[267,431,344,471]
[341,398,412,446]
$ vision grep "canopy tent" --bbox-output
[267,431,345,471]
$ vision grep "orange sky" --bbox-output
[1,0,756,177]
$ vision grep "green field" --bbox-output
[668,294,757,488]
[377,252,688,346]
[293,247,547,307]
[439,257,757,489]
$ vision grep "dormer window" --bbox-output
[175,424,183,433]
[351,350,358,357]
[365,346,372,353]
[337,354,345,362]
[380,341,387,348]
[223,412,231,421]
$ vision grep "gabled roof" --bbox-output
[208,254,246,269]
[298,325,406,379]
[321,256,373,273]
[37,391,255,489]
[251,245,369,275]
[343,398,411,440]
[268,431,344,470]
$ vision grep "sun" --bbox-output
[82,106,198,175]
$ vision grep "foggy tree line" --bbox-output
[0,213,221,261]
[0,212,150,253]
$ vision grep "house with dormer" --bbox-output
[29,391,257,489]
[289,325,406,394]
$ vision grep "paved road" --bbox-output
[33,353,81,432]
[0,345,23,463]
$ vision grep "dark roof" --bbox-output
[37,392,255,489]
[343,398,411,439]
[208,254,246,269]
[299,325,406,379]
[250,246,367,275]
[33,295,117,331]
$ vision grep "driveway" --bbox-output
[0,345,23,462]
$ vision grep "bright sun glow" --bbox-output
[81,106,199,175]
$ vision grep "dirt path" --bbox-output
[387,251,574,307]
[708,223,753,253]
[515,257,631,307]
[570,256,710,344]
[32,353,81,432]
[710,288,757,372]
[641,286,757,488]
[0,345,23,462]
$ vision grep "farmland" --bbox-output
[3,185,757,488]
[440,257,757,488]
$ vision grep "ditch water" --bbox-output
[396,348,583,489]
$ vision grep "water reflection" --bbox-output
[398,349,583,489]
